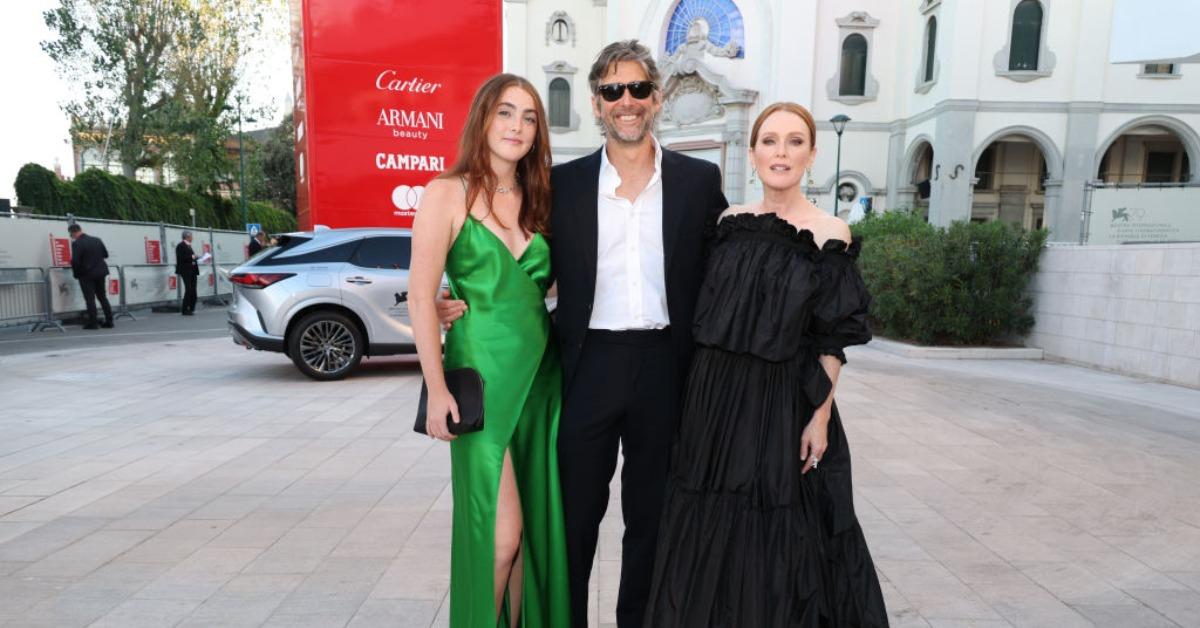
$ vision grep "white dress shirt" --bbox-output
[589,139,670,330]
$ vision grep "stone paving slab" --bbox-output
[1,337,1199,627]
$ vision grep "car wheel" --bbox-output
[288,311,364,380]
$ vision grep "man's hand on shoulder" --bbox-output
[435,289,466,330]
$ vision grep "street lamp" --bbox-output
[830,114,851,216]
[235,96,258,233]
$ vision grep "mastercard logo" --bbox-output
[391,185,425,211]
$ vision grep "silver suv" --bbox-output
[227,227,416,380]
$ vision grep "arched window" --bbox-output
[664,0,745,58]
[551,19,569,44]
[840,34,868,96]
[923,17,937,83]
[544,12,575,47]
[549,78,570,128]
[1008,0,1043,71]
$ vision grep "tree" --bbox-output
[162,0,265,194]
[257,112,297,215]
[43,0,270,191]
[43,0,190,179]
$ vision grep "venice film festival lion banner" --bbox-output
[1088,186,1200,244]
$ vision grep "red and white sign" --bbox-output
[107,278,120,295]
[50,235,71,266]
[289,0,502,229]
[145,238,162,264]
[168,276,178,290]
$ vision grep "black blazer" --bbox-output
[549,147,729,392]
[70,234,109,280]
[175,241,199,276]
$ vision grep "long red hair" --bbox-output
[439,74,552,235]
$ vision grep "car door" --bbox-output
[339,234,414,348]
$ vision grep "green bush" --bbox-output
[852,210,1047,346]
[14,163,296,234]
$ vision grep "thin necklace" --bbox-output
[496,180,518,194]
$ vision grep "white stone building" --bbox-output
[503,0,1199,242]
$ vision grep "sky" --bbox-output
[0,1,293,204]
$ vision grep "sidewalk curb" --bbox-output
[869,337,1044,360]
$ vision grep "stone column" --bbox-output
[885,122,906,211]
[502,0,527,73]
[929,105,977,225]
[722,109,751,204]
[1054,102,1102,242]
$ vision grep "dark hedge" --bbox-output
[852,210,1047,346]
[15,163,296,234]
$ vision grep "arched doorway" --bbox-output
[970,135,1051,229]
[1096,124,1192,183]
[911,141,934,220]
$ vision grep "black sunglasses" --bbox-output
[597,81,656,102]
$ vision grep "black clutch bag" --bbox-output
[414,368,485,435]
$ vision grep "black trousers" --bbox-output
[180,273,198,313]
[78,277,112,325]
[558,328,680,628]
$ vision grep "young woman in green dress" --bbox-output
[408,74,570,627]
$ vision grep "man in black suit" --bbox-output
[550,41,727,628]
[439,40,727,627]
[68,224,113,330]
[248,231,266,256]
[175,230,200,315]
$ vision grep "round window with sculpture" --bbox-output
[838,181,859,203]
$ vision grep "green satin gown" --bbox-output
[441,215,571,627]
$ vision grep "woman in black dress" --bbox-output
[645,102,889,627]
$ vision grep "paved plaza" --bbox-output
[1,316,1199,627]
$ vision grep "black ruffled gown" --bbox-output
[645,212,889,627]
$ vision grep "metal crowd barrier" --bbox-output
[1,263,236,331]
[0,267,55,330]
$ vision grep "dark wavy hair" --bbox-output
[439,73,552,235]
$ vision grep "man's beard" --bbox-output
[601,103,659,144]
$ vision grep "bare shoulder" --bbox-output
[418,177,463,209]
[814,214,852,247]
[417,178,468,219]
[718,204,757,221]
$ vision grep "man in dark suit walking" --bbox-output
[438,40,728,627]
[175,230,200,315]
[68,224,114,330]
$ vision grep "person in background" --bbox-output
[68,224,113,330]
[175,230,200,316]
[248,231,267,256]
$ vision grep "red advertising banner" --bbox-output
[107,278,120,295]
[145,238,162,264]
[289,0,502,229]
[50,235,71,266]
